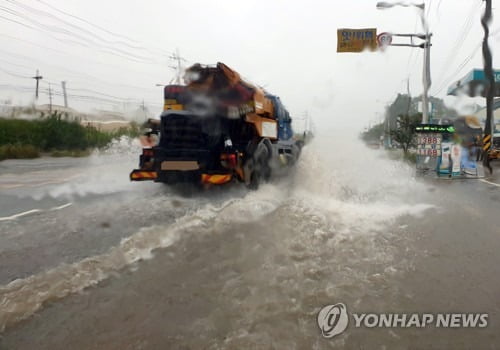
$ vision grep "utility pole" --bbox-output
[32,69,43,100]
[141,100,147,120]
[422,35,431,123]
[419,3,431,124]
[48,83,53,113]
[169,48,187,84]
[61,81,68,108]
[376,2,431,123]
[406,77,411,116]
[481,0,494,173]
[382,33,431,122]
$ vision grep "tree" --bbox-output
[385,94,458,132]
[390,113,421,154]
[361,123,384,143]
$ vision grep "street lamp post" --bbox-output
[376,1,431,124]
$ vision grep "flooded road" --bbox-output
[1,134,500,349]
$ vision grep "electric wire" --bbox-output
[431,0,483,95]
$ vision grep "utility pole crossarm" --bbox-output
[32,69,43,100]
[168,48,187,85]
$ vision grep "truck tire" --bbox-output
[247,165,261,190]
[290,143,301,165]
[245,141,271,190]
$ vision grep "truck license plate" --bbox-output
[161,161,199,171]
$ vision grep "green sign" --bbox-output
[415,124,455,134]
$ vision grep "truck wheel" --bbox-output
[245,140,271,190]
[258,147,272,181]
[290,144,301,165]
[247,167,260,190]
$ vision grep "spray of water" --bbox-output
[0,132,435,333]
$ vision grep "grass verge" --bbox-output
[0,112,140,161]
[0,144,40,160]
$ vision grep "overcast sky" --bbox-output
[0,0,499,131]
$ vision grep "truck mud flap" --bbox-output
[130,170,157,181]
[201,174,232,185]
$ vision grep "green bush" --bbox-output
[50,149,91,157]
[0,112,139,158]
[0,144,40,160]
[403,152,417,164]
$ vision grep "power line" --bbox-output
[34,0,144,46]
[7,0,153,52]
[33,0,178,60]
[0,10,94,48]
[0,76,162,108]
[0,1,185,110]
[0,84,34,92]
[405,16,419,78]
[431,0,482,95]
[432,41,482,95]
[0,5,167,65]
[0,45,165,91]
[0,66,32,79]
[0,62,162,108]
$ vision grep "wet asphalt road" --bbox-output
[0,138,499,349]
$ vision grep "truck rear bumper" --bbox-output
[131,146,236,185]
[130,170,158,181]
[131,169,233,185]
[201,173,232,185]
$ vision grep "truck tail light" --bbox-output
[221,153,237,168]
[140,134,159,147]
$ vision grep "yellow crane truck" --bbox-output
[130,62,302,189]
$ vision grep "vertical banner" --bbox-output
[450,144,462,176]
[440,142,451,171]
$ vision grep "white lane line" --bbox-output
[480,179,500,188]
[50,203,72,211]
[0,209,42,222]
[0,175,80,190]
[0,202,72,221]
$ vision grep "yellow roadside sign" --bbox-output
[337,28,377,53]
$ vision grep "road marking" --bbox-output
[0,209,42,222]
[0,175,79,190]
[50,203,72,211]
[0,184,24,189]
[0,202,72,221]
[480,179,500,188]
